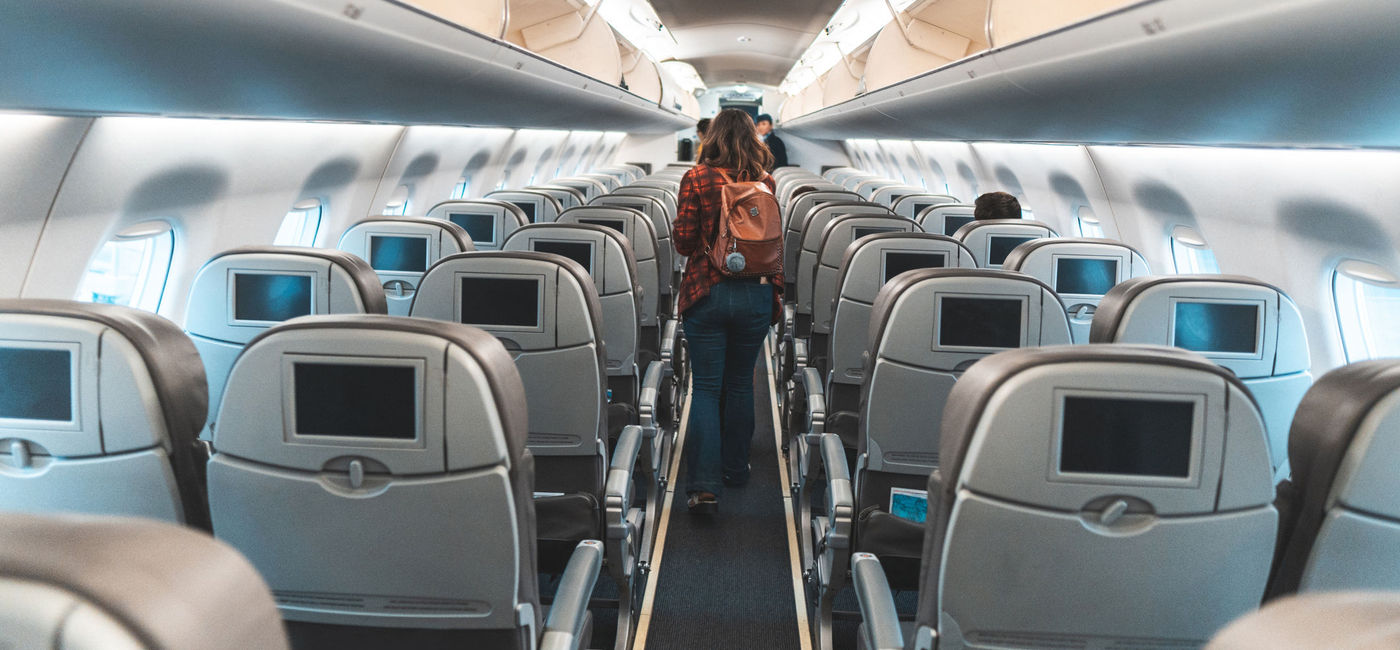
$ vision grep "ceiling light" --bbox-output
[778,0,919,96]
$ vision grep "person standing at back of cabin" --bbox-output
[674,108,783,514]
[755,113,788,170]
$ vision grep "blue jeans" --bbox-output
[682,280,774,496]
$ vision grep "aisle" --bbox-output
[638,341,805,649]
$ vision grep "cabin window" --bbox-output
[75,221,175,312]
[451,177,471,200]
[274,199,322,246]
[1334,260,1400,361]
[1170,225,1220,274]
[384,185,411,216]
[1075,206,1104,237]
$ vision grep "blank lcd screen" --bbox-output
[510,201,538,223]
[943,215,974,236]
[449,213,496,244]
[234,273,312,322]
[1060,396,1194,478]
[1173,302,1260,354]
[294,362,416,439]
[888,194,904,204]
[912,202,934,217]
[460,277,540,328]
[1056,258,1119,296]
[939,297,1023,349]
[0,347,72,421]
[579,218,626,234]
[883,251,946,284]
[617,203,648,213]
[534,240,594,274]
[369,236,428,273]
[853,226,901,239]
[988,235,1038,266]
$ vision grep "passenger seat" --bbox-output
[1001,238,1152,343]
[424,199,529,249]
[952,218,1058,268]
[336,216,474,315]
[0,300,209,527]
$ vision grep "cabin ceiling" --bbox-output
[651,0,844,86]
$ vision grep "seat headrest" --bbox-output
[343,215,473,251]
[216,315,528,475]
[185,247,387,342]
[818,215,921,267]
[1090,274,1310,378]
[952,219,1059,268]
[0,299,207,462]
[1001,238,1152,298]
[557,206,659,259]
[866,269,1072,370]
[0,512,288,650]
[914,203,975,237]
[425,200,529,245]
[1270,359,1400,595]
[938,344,1270,517]
[503,223,641,300]
[835,233,976,305]
[1207,591,1400,649]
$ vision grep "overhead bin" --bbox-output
[0,0,692,133]
[781,0,1400,148]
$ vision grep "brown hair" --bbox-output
[974,191,1023,220]
[698,108,774,180]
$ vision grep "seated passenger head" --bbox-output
[755,113,774,135]
[696,117,711,136]
[699,108,773,179]
[974,191,1022,220]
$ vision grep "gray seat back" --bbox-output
[336,217,474,315]
[184,247,387,436]
[558,206,661,326]
[612,186,678,222]
[915,203,976,237]
[554,177,607,201]
[1002,238,1152,343]
[841,173,879,191]
[795,202,896,314]
[1091,275,1312,478]
[526,184,585,210]
[810,215,921,333]
[0,512,287,650]
[891,194,960,221]
[426,199,530,249]
[828,234,976,386]
[504,224,641,377]
[485,189,564,223]
[629,179,680,196]
[854,178,899,199]
[412,252,607,461]
[786,190,862,232]
[588,194,675,288]
[918,344,1276,649]
[870,184,925,207]
[0,300,208,527]
[1269,359,1400,595]
[953,218,1058,268]
[860,270,1072,477]
[208,315,540,636]
[778,179,837,209]
[579,172,621,193]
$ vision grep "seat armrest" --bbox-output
[852,553,909,650]
[639,361,663,430]
[606,425,645,533]
[820,432,853,548]
[784,302,796,335]
[660,319,678,366]
[801,367,826,435]
[793,337,810,371]
[541,540,604,650]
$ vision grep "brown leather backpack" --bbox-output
[705,168,784,278]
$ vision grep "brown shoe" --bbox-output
[686,492,718,515]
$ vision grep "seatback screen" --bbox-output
[988,235,1038,266]
[579,218,626,234]
[509,201,538,223]
[616,203,648,214]
[369,236,428,273]
[1173,302,1260,354]
[294,362,416,439]
[449,213,496,244]
[943,215,974,236]
[888,194,904,204]
[911,202,934,217]
[0,347,72,421]
[1060,396,1194,478]
[939,297,1023,349]
[883,252,946,285]
[460,277,540,328]
[233,273,312,323]
[534,240,594,274]
[852,226,902,240]
[1055,258,1119,296]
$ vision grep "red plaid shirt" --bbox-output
[674,164,783,322]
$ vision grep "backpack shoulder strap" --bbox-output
[715,168,734,184]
